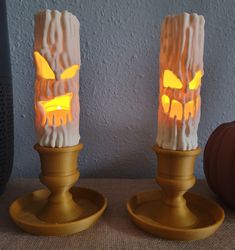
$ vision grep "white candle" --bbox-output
[34,10,80,148]
[156,13,205,150]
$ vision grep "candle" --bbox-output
[156,13,205,150]
[34,10,80,148]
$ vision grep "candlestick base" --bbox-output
[9,144,107,236]
[127,145,224,240]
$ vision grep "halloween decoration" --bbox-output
[9,10,107,236]
[156,13,204,151]
[0,0,14,195]
[127,13,224,241]
[204,121,235,208]
[34,10,81,147]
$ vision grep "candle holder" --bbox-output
[9,10,107,236]
[127,145,224,240]
[9,144,107,236]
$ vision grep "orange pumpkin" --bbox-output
[204,121,235,208]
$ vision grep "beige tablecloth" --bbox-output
[0,179,234,250]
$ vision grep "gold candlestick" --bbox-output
[9,144,107,236]
[127,145,225,240]
[35,144,83,223]
[9,10,107,236]
[153,145,200,228]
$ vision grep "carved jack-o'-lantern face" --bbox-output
[34,51,80,127]
[34,52,79,81]
[34,10,80,148]
[156,13,205,151]
[160,69,203,121]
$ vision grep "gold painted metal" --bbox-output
[9,187,107,236]
[127,145,225,240]
[35,144,83,223]
[9,144,107,236]
[153,145,200,228]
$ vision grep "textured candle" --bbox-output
[34,10,80,147]
[156,13,205,150]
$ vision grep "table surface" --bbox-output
[0,179,234,250]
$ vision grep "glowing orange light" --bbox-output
[163,70,183,89]
[34,51,55,79]
[161,95,200,121]
[189,71,203,90]
[34,51,80,80]
[161,95,170,113]
[61,65,80,80]
[169,99,183,120]
[184,100,195,120]
[38,93,73,126]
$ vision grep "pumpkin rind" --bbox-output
[204,121,235,208]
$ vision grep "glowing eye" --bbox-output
[163,70,183,89]
[189,71,203,90]
[60,65,80,80]
[34,51,55,79]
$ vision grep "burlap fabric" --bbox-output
[0,179,234,250]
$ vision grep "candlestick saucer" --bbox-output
[127,189,224,240]
[9,186,107,236]
[127,146,224,240]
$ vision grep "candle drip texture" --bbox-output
[34,10,80,148]
[157,13,205,150]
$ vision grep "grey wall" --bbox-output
[7,0,235,178]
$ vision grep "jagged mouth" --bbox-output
[38,92,73,127]
[161,94,200,120]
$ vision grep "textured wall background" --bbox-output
[6,0,235,178]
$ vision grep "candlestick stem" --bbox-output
[153,145,200,228]
[34,144,83,223]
